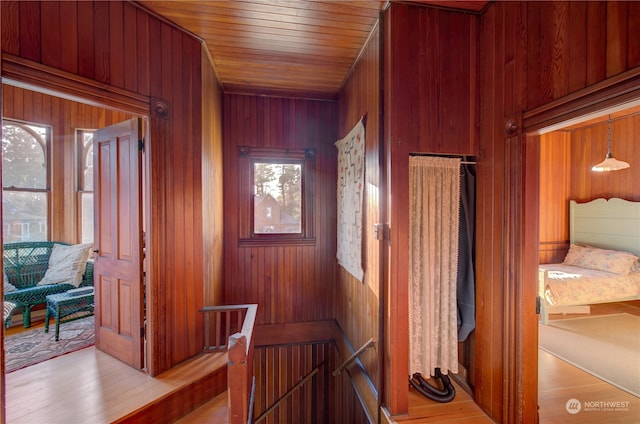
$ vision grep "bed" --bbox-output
[538,198,640,324]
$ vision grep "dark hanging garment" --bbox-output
[457,163,476,342]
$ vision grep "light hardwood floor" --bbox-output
[4,303,639,423]
[3,344,226,423]
[538,301,640,424]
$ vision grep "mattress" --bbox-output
[539,263,640,306]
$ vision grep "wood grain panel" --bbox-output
[1,0,217,376]
[139,0,381,98]
[222,94,337,326]
[476,2,523,422]
[336,22,382,423]
[98,140,114,256]
[383,2,478,415]
[526,1,640,110]
[332,343,372,424]
[540,115,639,264]
[253,343,333,424]
[539,131,571,263]
[202,50,224,308]
[491,1,640,422]
[569,115,639,202]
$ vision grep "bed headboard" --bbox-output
[570,198,640,257]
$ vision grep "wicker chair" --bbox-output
[3,242,94,328]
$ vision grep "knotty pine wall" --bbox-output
[539,115,639,264]
[335,23,382,422]
[222,94,337,325]
[2,84,133,243]
[383,3,479,415]
[1,0,223,375]
[478,1,640,422]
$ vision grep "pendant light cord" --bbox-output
[607,114,612,155]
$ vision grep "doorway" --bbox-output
[524,98,640,422]
[1,83,148,371]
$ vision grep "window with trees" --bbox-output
[238,146,315,244]
[2,120,51,242]
[254,162,302,234]
[77,129,95,244]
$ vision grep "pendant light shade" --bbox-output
[592,116,630,172]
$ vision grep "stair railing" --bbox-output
[254,365,322,423]
[200,304,258,424]
[332,337,376,376]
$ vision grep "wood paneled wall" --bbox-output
[1,0,223,375]
[2,84,132,243]
[525,1,640,110]
[252,343,333,424]
[569,115,640,202]
[539,115,639,264]
[383,3,478,414]
[332,346,372,424]
[222,94,337,325]
[335,23,382,422]
[201,51,224,307]
[539,131,571,264]
[479,1,640,422]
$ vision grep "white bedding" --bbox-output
[539,263,640,306]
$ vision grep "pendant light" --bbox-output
[591,115,630,172]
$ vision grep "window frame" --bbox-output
[238,146,316,246]
[2,119,52,242]
[76,128,96,244]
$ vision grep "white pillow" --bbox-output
[37,243,93,287]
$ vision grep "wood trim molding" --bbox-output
[253,321,335,347]
[523,66,640,133]
[1,53,150,116]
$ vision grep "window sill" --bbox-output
[238,237,316,247]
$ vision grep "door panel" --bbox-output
[94,118,144,369]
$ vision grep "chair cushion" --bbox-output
[37,243,93,288]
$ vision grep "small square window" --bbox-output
[238,146,315,245]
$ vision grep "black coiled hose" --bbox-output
[409,368,456,403]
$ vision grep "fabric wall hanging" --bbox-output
[335,118,366,281]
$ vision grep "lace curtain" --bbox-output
[408,156,460,376]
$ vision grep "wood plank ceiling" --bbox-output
[137,1,489,99]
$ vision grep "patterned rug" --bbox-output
[4,315,95,373]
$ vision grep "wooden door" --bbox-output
[93,118,144,369]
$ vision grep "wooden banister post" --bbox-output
[201,304,257,423]
[228,333,249,424]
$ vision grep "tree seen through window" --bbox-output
[254,162,302,234]
[2,121,49,242]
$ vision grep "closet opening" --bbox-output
[406,153,477,399]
